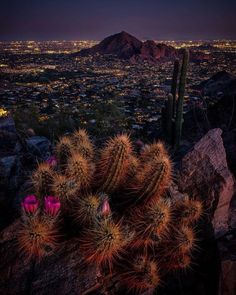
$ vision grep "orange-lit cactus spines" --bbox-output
[71,129,94,160]
[119,255,161,294]
[32,162,54,197]
[140,141,167,164]
[66,152,92,190]
[127,154,140,180]
[22,129,203,292]
[172,225,196,255]
[55,136,73,170]
[129,155,172,205]
[52,174,79,205]
[96,134,133,193]
[174,196,203,225]
[129,199,171,250]
[80,217,132,271]
[166,252,192,271]
[18,217,58,261]
[74,194,100,226]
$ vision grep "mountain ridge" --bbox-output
[78,31,177,62]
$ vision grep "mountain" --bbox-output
[78,31,177,62]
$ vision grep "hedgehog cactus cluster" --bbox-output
[18,129,203,294]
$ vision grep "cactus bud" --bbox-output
[44,196,61,217]
[21,195,39,215]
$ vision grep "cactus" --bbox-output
[174,49,189,148]
[175,196,202,225]
[20,130,203,294]
[162,50,189,148]
[66,152,92,190]
[129,155,172,205]
[167,252,191,271]
[52,174,78,205]
[72,129,94,160]
[18,217,58,260]
[74,194,100,226]
[119,255,160,293]
[32,162,54,197]
[140,141,167,164]
[129,199,171,250]
[166,94,174,144]
[55,136,73,170]
[173,225,196,255]
[80,218,132,271]
[171,59,180,115]
[96,134,132,193]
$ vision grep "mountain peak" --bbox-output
[78,31,176,62]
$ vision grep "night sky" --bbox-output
[1,0,236,41]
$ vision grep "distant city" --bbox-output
[0,38,236,138]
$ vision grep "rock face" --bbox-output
[179,128,235,237]
[179,128,236,295]
[79,31,177,62]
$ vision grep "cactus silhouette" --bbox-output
[162,50,189,148]
[174,49,189,148]
[19,129,203,294]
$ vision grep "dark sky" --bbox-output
[1,0,236,41]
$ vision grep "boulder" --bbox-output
[26,136,52,160]
[178,128,235,237]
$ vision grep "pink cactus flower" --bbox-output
[46,155,57,167]
[21,195,39,215]
[44,196,61,217]
[101,199,111,217]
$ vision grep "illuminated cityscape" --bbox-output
[0,39,236,138]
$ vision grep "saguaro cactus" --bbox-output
[163,50,189,148]
[174,49,189,148]
[171,59,180,115]
[166,93,174,144]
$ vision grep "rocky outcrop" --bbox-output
[178,128,235,237]
[179,128,236,295]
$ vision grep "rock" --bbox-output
[0,115,16,133]
[0,221,98,295]
[0,115,18,156]
[178,128,235,238]
[220,260,236,295]
[26,136,52,160]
